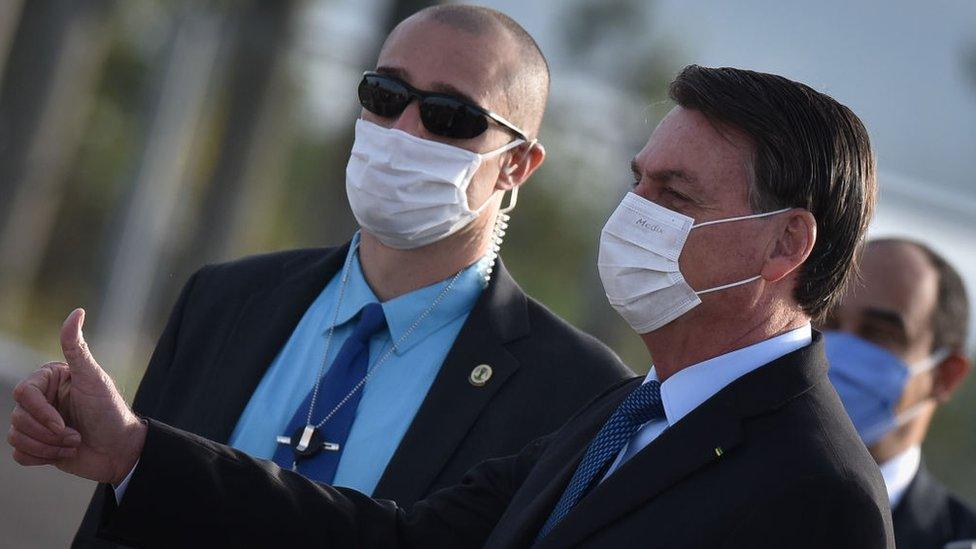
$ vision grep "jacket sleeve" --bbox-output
[98,419,553,548]
[721,474,894,549]
[72,269,204,549]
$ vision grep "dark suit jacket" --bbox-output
[893,465,976,548]
[97,332,894,548]
[74,244,632,547]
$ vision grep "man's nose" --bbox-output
[391,100,429,138]
[632,180,657,202]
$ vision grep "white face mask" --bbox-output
[345,119,524,250]
[598,192,791,333]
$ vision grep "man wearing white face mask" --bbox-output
[65,5,631,546]
[822,238,976,548]
[13,65,894,548]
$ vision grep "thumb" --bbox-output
[60,308,101,376]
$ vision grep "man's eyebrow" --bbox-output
[376,65,408,80]
[646,168,700,188]
[862,307,909,334]
[374,65,483,109]
[427,82,483,109]
[639,166,703,198]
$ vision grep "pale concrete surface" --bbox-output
[1,341,97,549]
[0,384,97,549]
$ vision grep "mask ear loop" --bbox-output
[908,347,951,376]
[891,398,937,430]
[689,206,793,294]
[695,274,762,295]
[876,349,952,440]
[691,207,793,229]
[484,139,536,285]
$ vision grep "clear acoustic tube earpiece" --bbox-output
[484,187,518,285]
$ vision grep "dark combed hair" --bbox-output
[871,238,971,353]
[668,65,877,321]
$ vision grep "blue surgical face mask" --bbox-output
[824,331,947,446]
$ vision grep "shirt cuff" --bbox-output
[113,459,139,503]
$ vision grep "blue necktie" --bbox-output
[272,302,387,483]
[536,380,665,541]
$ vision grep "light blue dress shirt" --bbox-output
[228,233,487,495]
[603,324,813,479]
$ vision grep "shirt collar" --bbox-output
[323,232,487,355]
[880,445,921,509]
[644,324,813,426]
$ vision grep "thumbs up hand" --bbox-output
[7,309,146,485]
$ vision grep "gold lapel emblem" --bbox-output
[469,364,493,387]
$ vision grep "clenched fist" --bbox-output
[7,308,146,485]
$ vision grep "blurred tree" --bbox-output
[0,0,24,90]
[926,370,976,508]
[0,0,113,331]
[93,5,225,379]
[965,40,976,93]
[26,7,157,356]
[178,0,298,269]
[562,0,644,60]
[385,0,438,33]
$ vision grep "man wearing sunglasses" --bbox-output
[14,66,893,547]
[66,5,630,546]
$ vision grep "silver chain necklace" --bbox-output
[277,241,464,466]
[278,203,511,467]
[305,267,463,430]
[302,198,513,432]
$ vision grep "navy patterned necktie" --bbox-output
[272,302,387,482]
[536,380,665,541]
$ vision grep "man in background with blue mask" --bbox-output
[823,238,976,548]
[11,65,894,548]
[64,5,631,547]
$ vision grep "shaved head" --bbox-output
[381,5,550,138]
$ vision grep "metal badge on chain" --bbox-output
[276,240,465,468]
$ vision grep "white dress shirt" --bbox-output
[879,445,921,509]
[603,324,813,479]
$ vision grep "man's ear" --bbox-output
[760,209,817,283]
[497,141,545,191]
[933,353,971,403]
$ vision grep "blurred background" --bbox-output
[0,0,973,546]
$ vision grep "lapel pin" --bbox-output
[714,447,724,457]
[469,364,493,387]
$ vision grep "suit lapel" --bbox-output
[487,382,639,549]
[535,335,828,548]
[893,464,950,542]
[372,260,530,504]
[539,403,743,548]
[193,244,350,442]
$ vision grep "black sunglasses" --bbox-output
[358,71,527,141]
